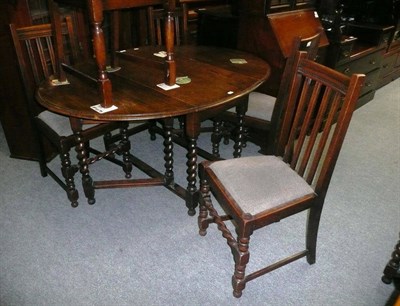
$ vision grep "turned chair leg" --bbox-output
[232,235,251,298]
[198,177,211,236]
[162,119,174,186]
[60,148,79,207]
[74,131,95,205]
[211,120,223,158]
[120,123,132,179]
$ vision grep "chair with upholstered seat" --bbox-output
[220,30,323,154]
[10,20,133,207]
[197,50,365,297]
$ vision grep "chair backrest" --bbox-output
[9,18,79,115]
[147,5,185,46]
[274,51,365,197]
[266,30,323,151]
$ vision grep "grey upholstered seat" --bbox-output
[227,91,276,122]
[209,155,315,215]
[38,111,96,137]
[245,92,276,122]
[37,111,74,137]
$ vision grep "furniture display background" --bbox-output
[1,0,399,160]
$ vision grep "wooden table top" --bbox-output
[36,45,270,121]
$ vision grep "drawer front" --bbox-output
[337,50,383,75]
[337,43,354,63]
[360,69,380,96]
[381,31,393,47]
[380,53,397,78]
[395,52,400,68]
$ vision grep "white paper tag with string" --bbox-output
[90,104,118,113]
[157,83,180,91]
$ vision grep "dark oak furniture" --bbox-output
[197,50,365,298]
[0,0,54,160]
[319,0,400,106]
[2,1,398,161]
[0,0,92,160]
[35,45,270,215]
[10,21,135,207]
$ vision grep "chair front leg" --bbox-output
[60,146,79,207]
[70,118,95,205]
[232,234,251,298]
[75,131,95,205]
[198,176,211,236]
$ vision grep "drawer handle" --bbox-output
[365,82,373,87]
[344,67,351,73]
[342,51,350,57]
[370,60,376,65]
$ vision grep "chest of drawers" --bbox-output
[332,45,385,108]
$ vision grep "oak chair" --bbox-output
[221,29,323,154]
[10,20,133,207]
[198,50,365,297]
[147,5,186,46]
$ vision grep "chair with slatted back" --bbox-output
[219,29,323,155]
[197,50,365,297]
[147,5,185,46]
[10,19,133,207]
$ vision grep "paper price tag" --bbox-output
[230,58,248,64]
[51,79,70,86]
[157,83,180,91]
[90,104,118,114]
[154,51,167,58]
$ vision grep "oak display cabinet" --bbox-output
[319,0,400,106]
